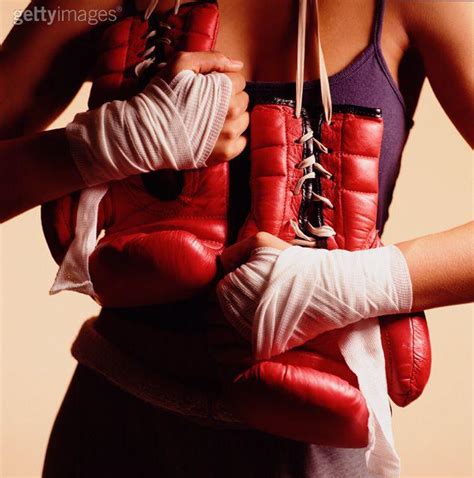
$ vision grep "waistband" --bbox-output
[71,309,245,429]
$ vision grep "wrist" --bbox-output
[253,244,414,359]
[65,70,232,186]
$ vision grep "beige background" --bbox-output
[1,1,473,477]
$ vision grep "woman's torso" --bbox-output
[70,3,425,476]
[156,0,426,229]
[156,0,425,105]
[86,0,428,386]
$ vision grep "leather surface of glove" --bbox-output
[41,1,432,447]
[212,101,431,447]
[208,306,370,447]
[42,2,228,307]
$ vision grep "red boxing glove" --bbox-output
[213,102,431,447]
[42,3,228,307]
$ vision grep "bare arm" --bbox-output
[220,220,474,313]
[397,222,474,310]
[219,2,474,314]
[0,1,248,222]
[0,0,122,137]
[393,2,474,307]
[401,0,474,146]
[0,130,85,221]
[0,0,122,222]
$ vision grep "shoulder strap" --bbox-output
[373,0,386,48]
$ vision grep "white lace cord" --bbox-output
[135,33,159,77]
[295,0,332,124]
[135,57,156,77]
[313,161,332,179]
[312,192,333,209]
[293,171,315,195]
[138,0,182,76]
[307,223,336,238]
[295,0,307,118]
[296,154,315,170]
[143,45,156,57]
[294,1,322,239]
[291,127,335,244]
[145,0,181,19]
[158,21,172,30]
[290,219,317,245]
[312,137,329,154]
[295,130,313,144]
[144,0,159,20]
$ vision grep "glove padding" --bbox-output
[216,245,410,475]
[43,4,231,307]
[209,104,430,464]
[220,103,430,409]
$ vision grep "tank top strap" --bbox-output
[372,0,386,48]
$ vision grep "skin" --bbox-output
[0,0,473,308]
[0,0,250,220]
[209,0,474,311]
[220,225,474,312]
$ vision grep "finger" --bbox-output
[225,72,246,94]
[227,92,250,119]
[207,134,248,166]
[227,135,248,161]
[221,112,250,140]
[220,236,256,273]
[221,232,291,272]
[236,111,250,136]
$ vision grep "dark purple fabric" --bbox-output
[244,0,411,232]
[43,365,373,478]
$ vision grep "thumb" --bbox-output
[220,236,256,273]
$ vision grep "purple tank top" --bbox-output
[242,0,412,233]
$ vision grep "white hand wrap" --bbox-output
[216,247,281,341]
[67,69,232,186]
[217,244,413,477]
[50,70,231,297]
[217,244,413,358]
[255,245,412,359]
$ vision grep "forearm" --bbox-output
[397,221,474,311]
[0,129,85,222]
[218,223,474,357]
